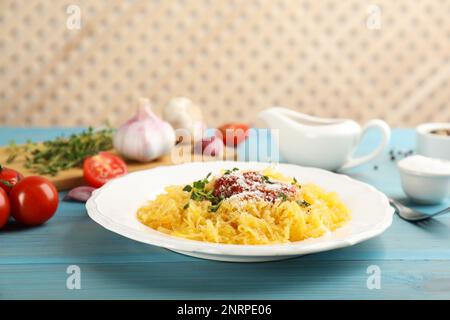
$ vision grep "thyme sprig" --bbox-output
[183,172,224,212]
[6,127,114,176]
[224,167,239,175]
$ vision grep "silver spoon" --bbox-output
[389,198,450,222]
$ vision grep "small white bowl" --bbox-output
[398,156,450,204]
[417,122,450,161]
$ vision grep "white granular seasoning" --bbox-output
[398,155,450,175]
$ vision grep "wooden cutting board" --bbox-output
[0,144,237,191]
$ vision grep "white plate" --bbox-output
[86,161,394,262]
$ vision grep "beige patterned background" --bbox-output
[0,0,449,128]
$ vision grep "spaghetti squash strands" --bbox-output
[136,168,351,245]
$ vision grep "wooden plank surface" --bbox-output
[2,260,449,299]
[1,128,450,300]
[1,210,449,264]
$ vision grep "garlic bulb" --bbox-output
[113,98,176,162]
[163,97,206,144]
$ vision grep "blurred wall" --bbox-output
[0,0,449,128]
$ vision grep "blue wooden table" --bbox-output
[1,127,449,299]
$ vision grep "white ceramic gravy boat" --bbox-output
[258,107,391,171]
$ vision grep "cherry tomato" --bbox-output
[0,188,10,229]
[0,165,23,194]
[218,123,250,147]
[83,152,128,188]
[9,176,58,226]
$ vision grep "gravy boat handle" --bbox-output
[339,119,391,171]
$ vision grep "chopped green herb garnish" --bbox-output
[296,200,311,207]
[192,180,205,189]
[224,167,239,175]
[183,172,224,212]
[208,202,222,212]
[278,192,287,201]
[291,177,301,189]
[262,175,274,184]
[183,203,190,209]
[191,191,206,201]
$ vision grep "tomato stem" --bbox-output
[0,180,12,187]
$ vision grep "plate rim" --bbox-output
[86,161,394,257]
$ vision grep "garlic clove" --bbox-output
[63,186,96,202]
[195,136,224,157]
